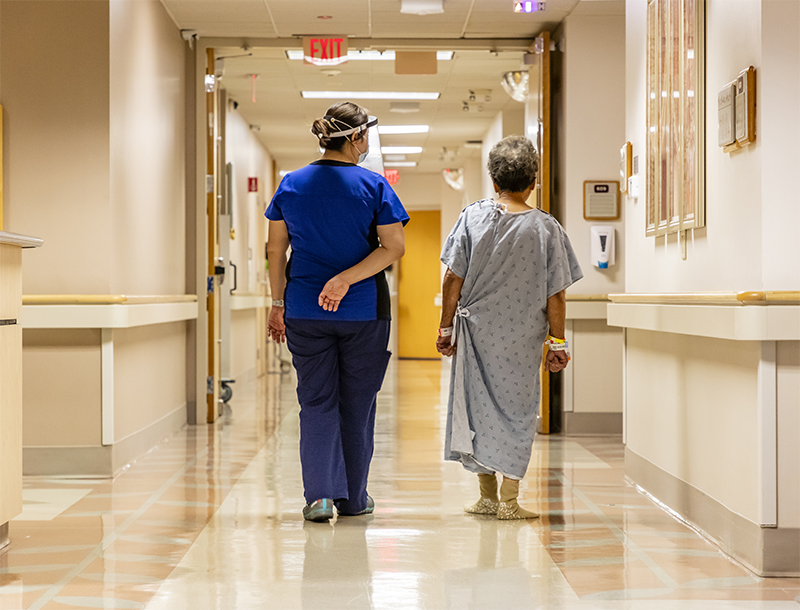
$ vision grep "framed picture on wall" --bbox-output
[646,0,705,237]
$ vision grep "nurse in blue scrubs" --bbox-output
[265,101,409,523]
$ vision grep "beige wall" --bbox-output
[625,0,767,292]
[114,323,186,442]
[571,320,622,414]
[226,107,273,294]
[1,0,111,294]
[558,11,626,296]
[760,1,800,289]
[776,341,800,528]
[22,330,102,447]
[625,330,761,523]
[8,0,191,473]
[110,0,186,295]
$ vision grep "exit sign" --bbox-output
[514,1,545,12]
[303,36,349,67]
[384,169,399,184]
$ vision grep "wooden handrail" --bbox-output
[609,291,800,305]
[566,294,609,302]
[23,295,198,305]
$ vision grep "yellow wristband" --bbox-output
[547,335,566,344]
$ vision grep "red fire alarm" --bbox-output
[248,177,258,192]
[384,169,399,185]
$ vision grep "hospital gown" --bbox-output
[441,199,583,479]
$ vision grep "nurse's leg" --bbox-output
[335,320,391,515]
[285,319,348,504]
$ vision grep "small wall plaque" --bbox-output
[583,181,620,220]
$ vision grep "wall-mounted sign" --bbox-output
[248,177,258,192]
[384,169,399,185]
[583,181,620,220]
[302,36,348,67]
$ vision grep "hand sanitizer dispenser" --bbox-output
[591,226,615,269]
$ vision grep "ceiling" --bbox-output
[159,0,624,174]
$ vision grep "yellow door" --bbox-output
[398,210,441,359]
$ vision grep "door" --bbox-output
[398,210,441,359]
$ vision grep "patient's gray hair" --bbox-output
[487,136,539,193]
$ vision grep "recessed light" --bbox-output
[378,125,430,135]
[381,146,423,154]
[384,155,408,161]
[286,50,453,61]
[302,91,440,101]
[384,161,418,167]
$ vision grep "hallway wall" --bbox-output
[225,107,273,381]
[2,0,193,475]
[110,0,186,295]
[621,0,800,575]
[1,0,111,294]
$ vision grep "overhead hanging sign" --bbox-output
[303,36,348,67]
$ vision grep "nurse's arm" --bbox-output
[267,220,290,342]
[267,220,290,301]
[319,222,405,312]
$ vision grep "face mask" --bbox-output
[354,137,369,164]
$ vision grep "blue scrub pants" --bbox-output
[285,318,391,515]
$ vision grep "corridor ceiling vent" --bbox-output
[500,71,529,102]
[302,91,440,100]
[400,0,444,15]
[389,102,421,114]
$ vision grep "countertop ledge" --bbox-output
[0,231,43,248]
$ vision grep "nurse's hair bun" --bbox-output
[311,101,369,152]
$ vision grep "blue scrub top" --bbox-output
[265,160,409,321]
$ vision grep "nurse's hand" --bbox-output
[436,336,456,357]
[319,275,350,312]
[268,306,286,343]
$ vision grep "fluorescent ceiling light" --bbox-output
[302,91,440,100]
[378,125,430,135]
[401,0,444,15]
[287,50,453,61]
[384,161,418,167]
[381,146,423,154]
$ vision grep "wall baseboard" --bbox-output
[626,447,800,577]
[564,412,622,435]
[23,404,187,477]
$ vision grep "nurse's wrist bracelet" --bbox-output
[272,299,285,308]
[438,327,453,337]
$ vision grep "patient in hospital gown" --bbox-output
[436,135,582,520]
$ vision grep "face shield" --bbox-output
[323,115,379,140]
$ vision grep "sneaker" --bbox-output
[354,495,375,516]
[303,498,334,522]
[338,495,375,516]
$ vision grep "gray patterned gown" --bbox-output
[441,199,583,479]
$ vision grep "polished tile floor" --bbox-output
[2,360,799,609]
